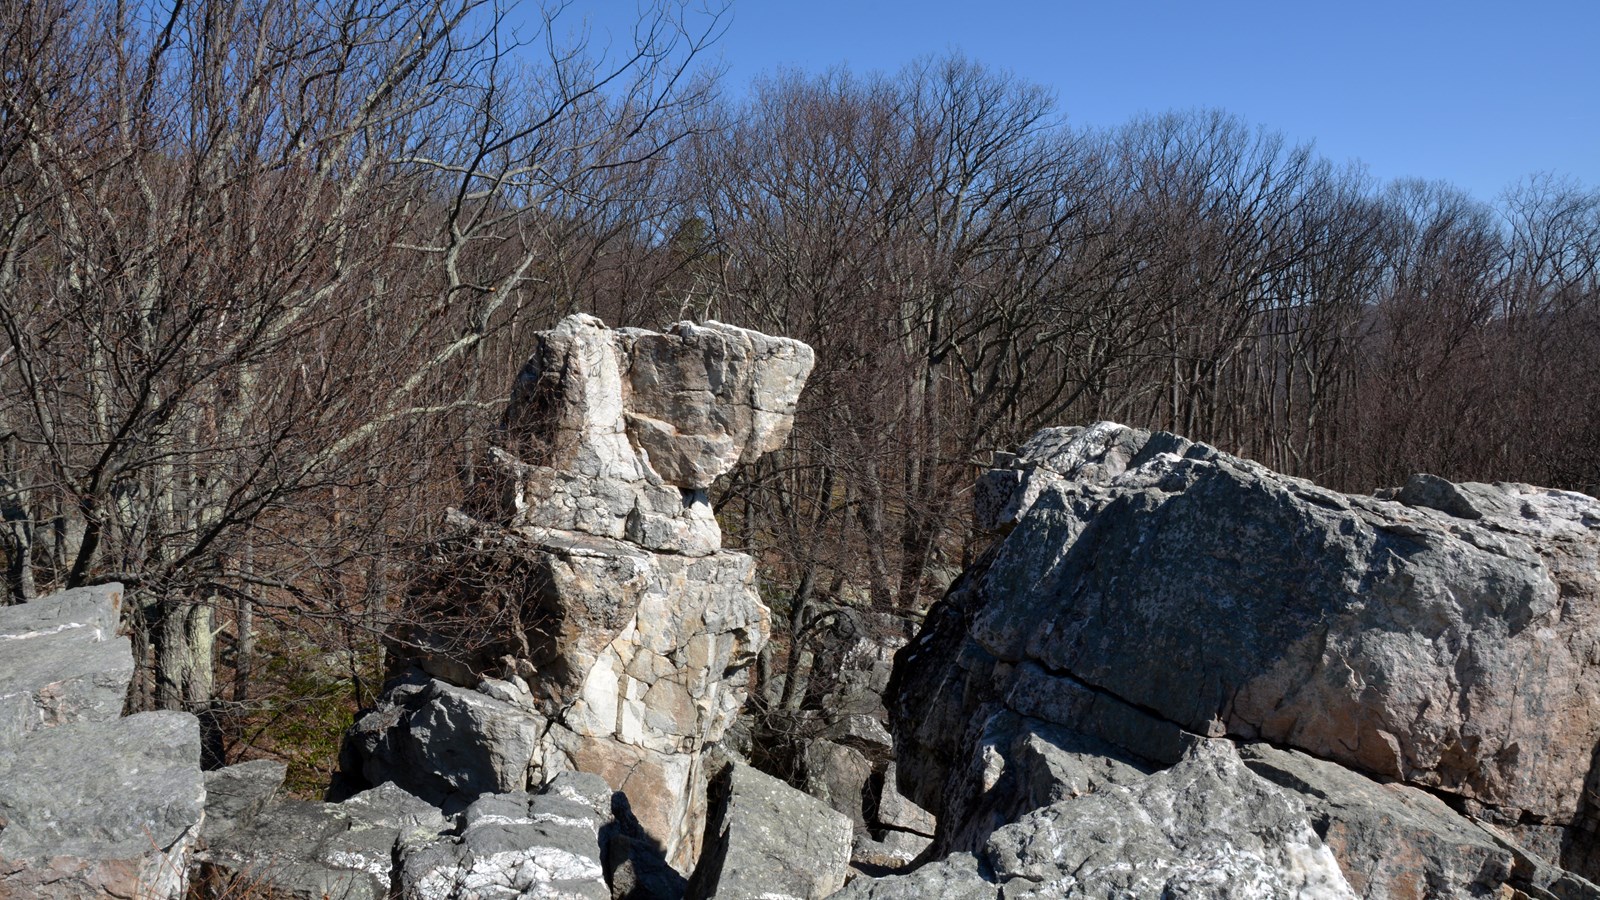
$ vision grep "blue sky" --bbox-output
[556,0,1596,202]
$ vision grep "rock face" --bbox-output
[0,585,207,900]
[689,758,854,900]
[0,583,133,751]
[839,739,1359,899]
[884,422,1600,896]
[345,315,813,874]
[492,314,813,556]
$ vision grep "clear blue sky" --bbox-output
[557,0,1597,202]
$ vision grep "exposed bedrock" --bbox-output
[343,314,814,875]
[889,422,1600,895]
[0,584,206,900]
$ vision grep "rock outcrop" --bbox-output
[0,584,206,900]
[343,314,813,874]
[838,738,1359,899]
[0,583,133,751]
[883,422,1600,897]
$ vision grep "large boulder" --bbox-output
[0,583,133,750]
[0,710,205,900]
[346,315,812,874]
[889,422,1600,892]
[836,740,1356,899]
[689,759,854,900]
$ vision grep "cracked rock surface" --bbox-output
[883,422,1600,897]
[343,315,813,874]
[0,584,207,900]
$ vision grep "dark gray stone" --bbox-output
[0,583,133,751]
[346,677,541,809]
[690,760,853,900]
[0,710,204,899]
[202,759,287,843]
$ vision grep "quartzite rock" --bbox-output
[892,421,1600,883]
[689,760,853,900]
[0,710,205,900]
[349,315,812,875]
[838,740,1356,899]
[0,583,133,751]
[492,314,813,555]
[402,773,613,900]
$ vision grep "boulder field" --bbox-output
[3,317,1600,899]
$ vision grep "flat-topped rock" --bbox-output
[0,583,133,751]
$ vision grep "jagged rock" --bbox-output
[840,740,1357,899]
[345,674,543,810]
[199,781,453,900]
[350,316,811,875]
[893,421,1600,884]
[689,760,853,900]
[492,313,813,555]
[403,773,613,900]
[0,710,205,900]
[201,759,287,844]
[0,583,133,751]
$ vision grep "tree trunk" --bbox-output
[155,595,215,711]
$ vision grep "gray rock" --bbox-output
[0,583,133,751]
[0,710,205,899]
[403,778,611,900]
[690,760,853,900]
[849,830,930,874]
[826,853,996,900]
[200,782,454,900]
[846,740,1355,899]
[991,740,1355,897]
[934,711,1154,857]
[893,421,1600,882]
[199,800,387,900]
[202,758,288,844]
[1242,744,1600,900]
[347,678,542,809]
[802,739,874,829]
[875,764,935,838]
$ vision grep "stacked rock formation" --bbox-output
[0,585,205,899]
[343,314,815,874]
[874,422,1600,898]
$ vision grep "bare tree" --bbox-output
[0,0,722,764]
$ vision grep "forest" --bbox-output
[3,0,1597,787]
